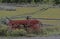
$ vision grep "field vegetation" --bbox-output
[0,5,60,36]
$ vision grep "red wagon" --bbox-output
[5,16,42,32]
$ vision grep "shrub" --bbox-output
[0,25,8,36]
[10,29,27,36]
[39,29,48,36]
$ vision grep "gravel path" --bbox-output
[0,36,60,39]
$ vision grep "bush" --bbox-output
[39,29,48,36]
[0,25,8,36]
[0,24,27,36]
[9,29,27,36]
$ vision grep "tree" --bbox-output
[27,0,32,3]
[0,0,2,3]
[34,0,40,3]
[0,0,59,4]
[55,0,60,4]
[6,0,11,3]
[2,0,11,3]
[11,0,18,3]
[40,0,43,3]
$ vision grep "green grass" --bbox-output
[0,7,39,18]
[0,7,60,36]
[32,8,60,25]
[0,7,60,25]
[41,26,60,36]
[0,7,60,18]
[32,8,60,18]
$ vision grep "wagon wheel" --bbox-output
[9,24,19,30]
[26,28,33,33]
[20,24,23,28]
[30,22,42,34]
[13,24,25,29]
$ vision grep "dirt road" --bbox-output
[0,36,60,39]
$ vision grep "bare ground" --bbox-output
[0,36,60,39]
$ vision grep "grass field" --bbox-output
[33,8,60,18]
[0,6,60,36]
[0,7,39,18]
[0,7,60,25]
[0,7,60,18]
